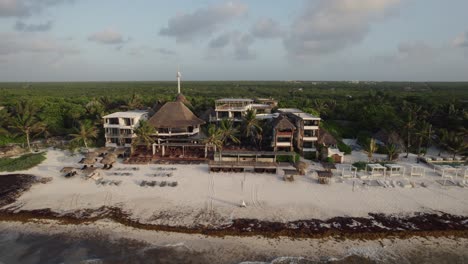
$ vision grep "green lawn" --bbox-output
[0,153,46,172]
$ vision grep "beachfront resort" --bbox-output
[0,71,467,228]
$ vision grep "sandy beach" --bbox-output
[1,149,467,227]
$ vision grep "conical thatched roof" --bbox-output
[85,152,98,159]
[101,153,117,165]
[273,115,295,131]
[318,128,337,146]
[175,93,192,107]
[80,157,96,165]
[148,100,205,129]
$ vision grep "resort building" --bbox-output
[271,115,296,152]
[103,110,149,147]
[211,98,276,122]
[317,128,344,163]
[277,108,321,155]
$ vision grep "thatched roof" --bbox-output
[148,100,205,129]
[175,93,192,106]
[85,152,98,159]
[318,128,337,146]
[80,157,97,165]
[273,115,295,131]
[101,154,117,165]
[61,167,77,173]
[113,148,127,155]
[96,147,113,155]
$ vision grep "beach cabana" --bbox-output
[113,148,127,158]
[410,165,425,177]
[79,157,97,168]
[61,167,78,178]
[365,164,386,178]
[341,164,357,178]
[385,164,405,177]
[438,165,458,185]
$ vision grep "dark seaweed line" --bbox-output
[0,206,468,240]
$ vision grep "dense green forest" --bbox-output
[0,81,467,158]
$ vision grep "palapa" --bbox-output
[60,167,77,173]
[295,161,308,175]
[80,157,97,165]
[101,154,117,165]
[148,100,205,129]
[85,152,99,159]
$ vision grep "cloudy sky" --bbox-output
[1,0,468,81]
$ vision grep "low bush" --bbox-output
[0,152,46,172]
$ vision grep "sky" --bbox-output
[0,0,468,82]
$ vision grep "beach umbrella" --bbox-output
[80,157,96,165]
[85,152,99,159]
[101,154,117,165]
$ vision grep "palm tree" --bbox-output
[219,118,240,146]
[385,143,399,161]
[203,124,223,153]
[8,101,46,152]
[415,121,432,158]
[364,138,378,162]
[132,120,156,154]
[401,102,421,157]
[242,109,262,147]
[122,92,143,110]
[439,130,468,159]
[70,121,98,151]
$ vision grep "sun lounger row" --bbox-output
[115,167,140,171]
[139,181,178,187]
[151,172,173,177]
[96,179,122,186]
[154,167,177,171]
[112,172,133,176]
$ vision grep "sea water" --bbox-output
[0,230,467,264]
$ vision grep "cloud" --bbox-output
[251,18,283,39]
[128,46,176,57]
[14,20,53,32]
[208,31,255,60]
[88,29,126,45]
[0,0,73,17]
[453,31,468,47]
[159,1,247,43]
[155,48,176,56]
[0,32,79,55]
[373,41,436,64]
[284,0,401,60]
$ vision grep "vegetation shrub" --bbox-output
[304,152,316,160]
[0,153,46,172]
[325,157,334,163]
[337,141,352,155]
[352,161,367,171]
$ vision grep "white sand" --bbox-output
[1,149,468,226]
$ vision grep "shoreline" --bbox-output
[1,206,468,241]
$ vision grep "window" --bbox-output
[109,118,119,125]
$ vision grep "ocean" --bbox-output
[0,229,467,264]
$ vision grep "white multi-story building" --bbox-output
[103,110,149,147]
[211,98,275,122]
[277,108,321,154]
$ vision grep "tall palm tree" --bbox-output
[122,92,143,110]
[364,138,378,162]
[203,124,223,152]
[132,120,156,154]
[401,102,421,157]
[415,121,432,158]
[440,130,468,159]
[9,101,46,152]
[219,118,240,145]
[70,121,98,151]
[242,109,262,147]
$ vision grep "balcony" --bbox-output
[303,136,318,141]
[276,142,292,147]
[304,126,319,130]
[276,131,293,137]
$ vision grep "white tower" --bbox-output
[177,67,181,94]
